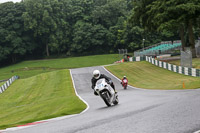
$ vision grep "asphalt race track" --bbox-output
[6,66,200,133]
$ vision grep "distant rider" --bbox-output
[91,70,117,95]
[121,76,128,85]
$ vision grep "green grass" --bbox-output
[0,54,118,129]
[106,61,200,90]
[2,53,198,130]
[0,82,5,86]
[0,54,119,80]
[0,69,87,129]
[166,58,200,69]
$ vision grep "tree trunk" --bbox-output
[12,54,16,63]
[46,43,50,56]
[179,26,185,51]
[188,19,196,58]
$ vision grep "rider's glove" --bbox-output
[94,91,98,96]
[108,80,112,84]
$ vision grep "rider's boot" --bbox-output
[111,83,117,94]
[114,89,117,94]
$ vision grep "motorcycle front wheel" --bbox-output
[100,91,111,107]
[124,85,127,89]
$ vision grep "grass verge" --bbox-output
[166,58,200,69]
[106,61,200,90]
[0,69,87,129]
[0,82,5,87]
[0,54,119,80]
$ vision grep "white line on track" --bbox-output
[69,69,90,114]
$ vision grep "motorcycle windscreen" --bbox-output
[96,79,104,88]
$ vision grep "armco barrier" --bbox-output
[0,76,19,94]
[145,56,200,77]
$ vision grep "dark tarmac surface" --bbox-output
[7,66,200,133]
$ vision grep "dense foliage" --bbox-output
[131,0,200,57]
[0,0,199,65]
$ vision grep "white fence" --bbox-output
[145,56,200,77]
[0,76,19,94]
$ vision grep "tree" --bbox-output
[131,0,200,57]
[0,2,33,63]
[92,0,127,28]
[2,0,196,66]
[71,21,109,55]
[23,0,61,57]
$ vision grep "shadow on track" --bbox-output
[96,104,120,110]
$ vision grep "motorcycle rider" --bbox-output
[121,76,128,84]
[91,70,117,95]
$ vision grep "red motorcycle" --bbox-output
[121,78,128,89]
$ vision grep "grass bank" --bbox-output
[166,58,200,69]
[0,82,5,86]
[0,54,119,80]
[0,69,86,129]
[106,61,200,90]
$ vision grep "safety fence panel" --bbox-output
[130,56,146,62]
[184,67,189,75]
[188,68,192,76]
[129,57,133,62]
[152,58,155,64]
[163,62,167,69]
[0,76,19,94]
[168,64,172,71]
[173,65,177,72]
[148,57,151,62]
[136,56,141,61]
[155,60,158,66]
[197,69,200,77]
[192,68,196,77]
[159,61,162,67]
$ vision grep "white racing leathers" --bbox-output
[94,78,119,107]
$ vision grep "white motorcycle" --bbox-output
[94,78,119,107]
